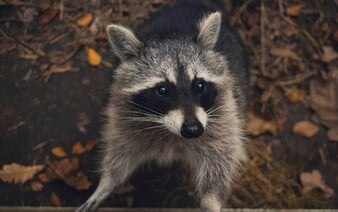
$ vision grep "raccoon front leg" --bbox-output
[76,149,143,212]
[191,156,231,212]
[76,173,115,212]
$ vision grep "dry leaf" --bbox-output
[321,46,338,63]
[30,181,44,191]
[37,173,50,183]
[286,4,304,16]
[76,13,93,27]
[0,163,44,184]
[85,140,98,152]
[300,170,335,198]
[51,147,66,158]
[50,192,62,207]
[43,157,91,190]
[310,63,338,141]
[247,111,278,135]
[39,2,58,24]
[87,48,102,66]
[286,87,306,103]
[293,121,319,138]
[282,25,297,37]
[72,141,86,155]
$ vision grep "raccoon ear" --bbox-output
[197,12,221,50]
[106,24,142,60]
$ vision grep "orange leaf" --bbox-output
[87,48,102,66]
[30,181,44,191]
[76,13,93,27]
[286,4,304,16]
[247,111,277,135]
[286,87,306,103]
[37,173,51,183]
[72,141,86,155]
[51,147,66,158]
[293,121,319,138]
[300,170,335,198]
[50,192,62,207]
[0,163,44,184]
[85,140,98,152]
[39,3,58,24]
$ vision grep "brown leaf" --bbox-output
[37,173,51,183]
[310,63,338,141]
[50,192,62,207]
[87,48,102,66]
[282,25,297,37]
[30,181,44,191]
[293,121,319,138]
[247,111,278,135]
[321,46,338,63]
[85,140,98,152]
[63,170,92,190]
[286,87,306,103]
[72,141,86,155]
[0,163,44,184]
[43,157,90,190]
[51,147,66,158]
[300,170,335,198]
[39,2,58,24]
[286,4,304,16]
[76,13,93,27]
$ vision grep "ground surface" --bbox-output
[0,0,337,209]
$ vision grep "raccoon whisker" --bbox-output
[128,100,164,116]
[122,117,162,124]
[206,105,227,115]
[129,125,168,136]
[123,111,162,118]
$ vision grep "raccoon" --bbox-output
[77,1,248,211]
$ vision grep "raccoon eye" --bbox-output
[195,81,205,93]
[156,86,168,96]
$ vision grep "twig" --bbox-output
[230,0,253,26]
[0,29,46,57]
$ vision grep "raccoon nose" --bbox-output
[181,121,204,139]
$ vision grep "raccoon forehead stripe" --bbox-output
[122,77,165,93]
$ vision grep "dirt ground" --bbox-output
[0,0,337,209]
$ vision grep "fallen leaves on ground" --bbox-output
[0,163,44,184]
[87,48,102,66]
[39,2,59,24]
[310,62,338,141]
[43,157,91,190]
[85,140,98,152]
[51,147,67,158]
[72,141,86,155]
[286,4,305,16]
[300,170,335,199]
[247,111,278,135]
[285,87,306,103]
[76,13,94,27]
[293,121,319,138]
[50,192,62,207]
[30,181,44,191]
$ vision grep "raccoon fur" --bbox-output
[77,1,248,211]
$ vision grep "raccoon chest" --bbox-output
[149,144,183,166]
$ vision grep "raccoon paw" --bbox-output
[75,200,98,212]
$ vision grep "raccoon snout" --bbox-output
[181,120,204,139]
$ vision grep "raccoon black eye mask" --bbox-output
[77,1,248,211]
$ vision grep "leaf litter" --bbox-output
[0,0,337,208]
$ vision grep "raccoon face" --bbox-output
[107,12,226,139]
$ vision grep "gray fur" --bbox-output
[77,2,248,212]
